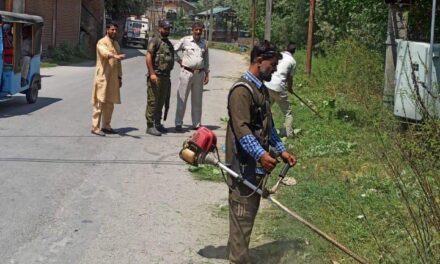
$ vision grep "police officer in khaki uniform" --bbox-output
[145,20,174,136]
[173,21,210,132]
[226,40,296,264]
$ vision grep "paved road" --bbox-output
[0,47,247,264]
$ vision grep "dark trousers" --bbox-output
[228,175,264,264]
[145,75,171,128]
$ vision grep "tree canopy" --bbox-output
[105,0,150,19]
[199,0,438,54]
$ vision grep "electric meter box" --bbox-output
[394,40,440,120]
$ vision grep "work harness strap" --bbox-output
[227,81,273,170]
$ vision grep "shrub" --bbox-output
[47,42,91,63]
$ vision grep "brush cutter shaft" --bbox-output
[203,152,368,264]
[279,163,291,178]
[216,161,264,196]
[292,91,323,119]
[268,197,368,264]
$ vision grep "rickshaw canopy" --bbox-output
[0,11,43,25]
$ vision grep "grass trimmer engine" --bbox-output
[179,127,217,166]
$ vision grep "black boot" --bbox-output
[155,124,168,133]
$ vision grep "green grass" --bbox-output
[188,164,225,183]
[257,41,432,263]
[209,41,249,54]
[41,61,58,68]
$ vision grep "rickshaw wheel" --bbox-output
[26,78,39,104]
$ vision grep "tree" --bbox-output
[105,0,150,19]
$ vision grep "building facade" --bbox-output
[1,0,104,55]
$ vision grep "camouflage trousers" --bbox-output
[145,75,171,128]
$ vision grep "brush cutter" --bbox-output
[179,127,369,264]
[291,90,323,119]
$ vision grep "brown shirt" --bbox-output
[225,78,272,177]
[92,36,122,104]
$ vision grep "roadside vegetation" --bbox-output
[256,40,439,263]
[189,0,440,262]
[42,43,92,67]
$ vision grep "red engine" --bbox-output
[189,127,217,153]
[180,127,217,166]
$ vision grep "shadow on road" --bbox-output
[114,127,141,139]
[168,125,222,134]
[41,74,54,78]
[0,97,62,118]
[121,47,146,59]
[198,240,304,263]
[204,125,221,131]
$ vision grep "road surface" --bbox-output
[0,47,248,264]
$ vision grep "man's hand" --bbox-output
[113,54,126,60]
[260,152,278,172]
[150,73,158,84]
[280,151,297,167]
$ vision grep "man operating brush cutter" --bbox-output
[180,126,369,264]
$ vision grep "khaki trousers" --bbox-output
[268,89,293,137]
[91,101,114,132]
[175,68,205,127]
[228,175,263,264]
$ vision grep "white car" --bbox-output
[122,16,149,49]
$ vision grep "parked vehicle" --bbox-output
[122,16,149,49]
[0,11,43,104]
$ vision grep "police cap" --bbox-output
[159,19,171,29]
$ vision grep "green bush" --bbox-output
[47,42,92,64]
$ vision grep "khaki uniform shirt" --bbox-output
[92,36,122,104]
[173,35,209,71]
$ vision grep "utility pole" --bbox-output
[428,0,437,93]
[251,0,256,46]
[204,0,209,39]
[12,0,25,13]
[152,0,156,32]
[208,1,214,45]
[264,0,272,41]
[383,1,408,107]
[305,0,315,75]
[161,0,164,20]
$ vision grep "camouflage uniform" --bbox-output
[145,35,174,129]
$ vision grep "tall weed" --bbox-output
[263,38,439,263]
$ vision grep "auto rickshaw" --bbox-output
[0,11,43,104]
